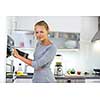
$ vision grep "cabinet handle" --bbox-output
[67,79,71,83]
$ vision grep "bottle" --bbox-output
[17,63,23,76]
[18,63,22,71]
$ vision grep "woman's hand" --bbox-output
[13,48,20,58]
[13,48,32,66]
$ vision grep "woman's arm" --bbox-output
[32,45,57,69]
[17,55,32,66]
[13,49,32,66]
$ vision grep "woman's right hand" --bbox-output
[13,48,19,58]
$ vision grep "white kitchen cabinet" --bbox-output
[13,30,80,49]
[15,16,81,32]
[81,16,98,41]
[56,78,85,83]
[49,32,80,49]
[64,79,76,83]
[56,79,65,83]
[7,16,16,36]
[85,79,100,83]
[75,79,85,83]
[12,30,36,48]
[14,78,32,83]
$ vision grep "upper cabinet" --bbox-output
[49,32,80,49]
[7,16,16,36]
[81,17,98,42]
[12,31,36,48]
[12,30,80,49]
[15,16,81,32]
[10,16,80,49]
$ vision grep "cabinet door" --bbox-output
[85,79,100,83]
[15,16,81,32]
[7,16,16,36]
[64,79,76,83]
[75,79,85,83]
[56,79,75,83]
[13,31,36,48]
[14,78,32,83]
[56,79,65,83]
[49,32,80,49]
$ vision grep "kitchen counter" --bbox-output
[85,75,100,79]
[55,75,100,83]
[55,75,86,83]
[55,75,100,79]
[6,74,100,79]
[55,75,85,79]
[6,73,33,83]
[6,74,100,83]
[16,75,33,79]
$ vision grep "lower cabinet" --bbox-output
[6,78,14,83]
[14,78,32,83]
[14,78,100,83]
[56,79,65,83]
[75,79,85,83]
[85,79,100,83]
[56,79,85,83]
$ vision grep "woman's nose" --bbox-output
[37,32,42,36]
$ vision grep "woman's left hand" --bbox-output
[13,48,20,58]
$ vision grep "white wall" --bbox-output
[0,17,7,82]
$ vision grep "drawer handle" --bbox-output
[67,79,71,83]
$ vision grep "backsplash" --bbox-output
[51,50,81,74]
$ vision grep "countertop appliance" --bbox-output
[93,69,100,75]
[7,35,29,58]
[6,35,15,73]
[54,62,63,76]
[7,35,14,57]
[6,35,15,82]
[54,54,63,76]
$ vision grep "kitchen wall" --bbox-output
[9,16,100,74]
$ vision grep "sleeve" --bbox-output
[32,45,57,69]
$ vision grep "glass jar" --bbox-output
[55,54,62,63]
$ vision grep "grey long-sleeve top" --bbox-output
[32,41,57,83]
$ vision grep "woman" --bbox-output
[13,20,57,83]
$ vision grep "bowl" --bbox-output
[77,71,81,75]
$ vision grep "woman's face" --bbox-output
[34,25,48,41]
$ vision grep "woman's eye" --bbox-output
[40,31,43,33]
[35,32,38,34]
[35,31,43,34]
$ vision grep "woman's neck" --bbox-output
[41,39,52,46]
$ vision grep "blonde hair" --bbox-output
[34,20,49,31]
